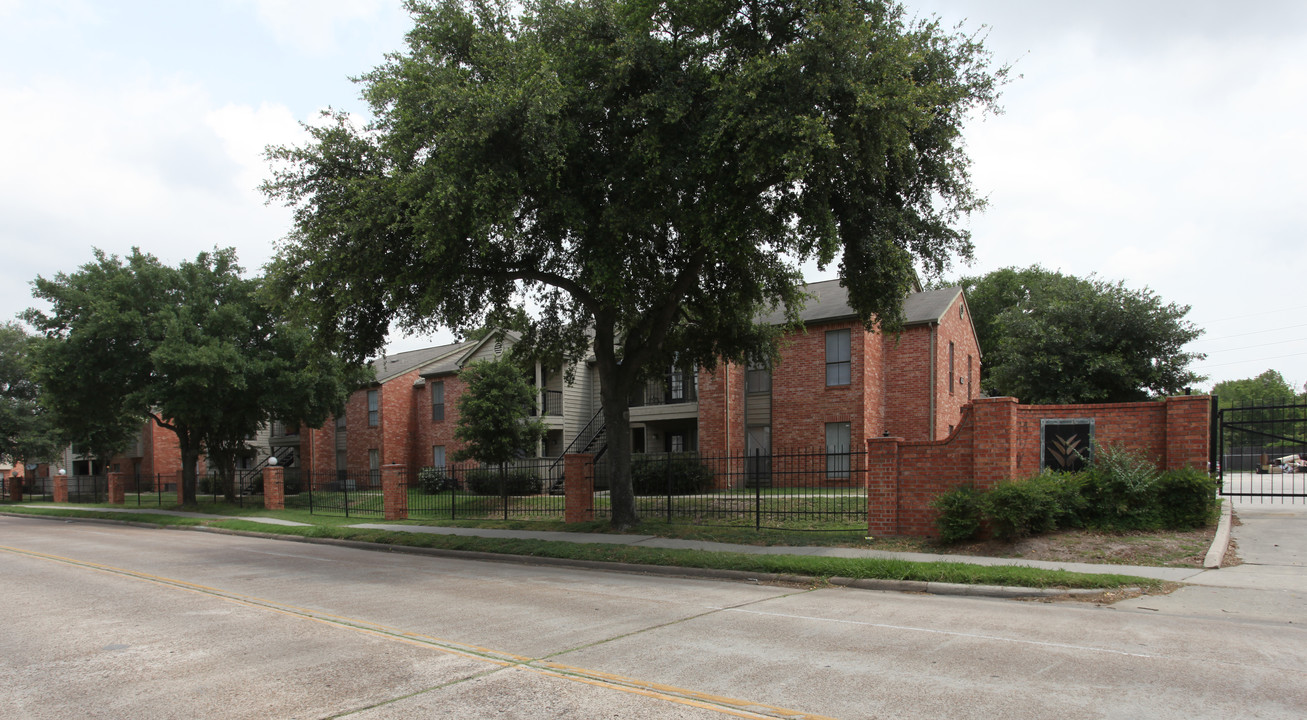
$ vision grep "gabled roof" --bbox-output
[371,339,477,384]
[760,279,963,327]
[418,329,523,378]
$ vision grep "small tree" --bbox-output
[453,357,547,469]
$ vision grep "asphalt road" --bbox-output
[2,515,1304,719]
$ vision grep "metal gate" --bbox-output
[1216,399,1307,502]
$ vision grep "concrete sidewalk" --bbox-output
[1184,501,1307,591]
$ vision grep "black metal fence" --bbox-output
[292,458,567,519]
[591,449,868,531]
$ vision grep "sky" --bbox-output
[2,0,1304,394]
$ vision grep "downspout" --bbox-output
[928,324,938,440]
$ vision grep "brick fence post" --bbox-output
[107,472,125,504]
[1165,395,1211,471]
[381,464,408,521]
[264,466,285,511]
[971,397,1019,490]
[866,437,901,536]
[53,473,69,503]
[564,454,594,524]
[10,474,23,501]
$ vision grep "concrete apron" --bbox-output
[1187,501,1307,592]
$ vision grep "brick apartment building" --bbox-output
[279,280,981,481]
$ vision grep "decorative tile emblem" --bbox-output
[1041,419,1094,472]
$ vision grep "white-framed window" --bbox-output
[432,445,446,468]
[825,330,851,386]
[367,390,379,426]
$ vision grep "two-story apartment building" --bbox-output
[294,280,980,480]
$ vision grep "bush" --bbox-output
[932,486,983,544]
[1081,445,1161,529]
[464,467,544,496]
[630,454,715,495]
[981,474,1063,540]
[417,467,457,494]
[1154,467,1219,529]
[198,475,224,495]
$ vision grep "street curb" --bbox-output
[181,525,1107,600]
[1204,500,1233,569]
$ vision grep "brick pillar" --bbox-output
[108,472,126,504]
[866,437,901,536]
[564,454,594,524]
[53,474,69,503]
[9,475,22,501]
[381,464,408,521]
[1165,395,1211,471]
[971,397,1019,489]
[264,466,285,511]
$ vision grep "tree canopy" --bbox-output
[0,323,61,468]
[26,248,364,504]
[1211,370,1300,408]
[264,0,1004,528]
[957,266,1205,404]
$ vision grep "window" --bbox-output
[368,449,380,485]
[825,330,851,386]
[669,434,685,453]
[367,390,379,427]
[967,354,974,399]
[431,381,445,421]
[826,422,851,479]
[335,450,346,480]
[432,445,446,468]
[948,341,955,396]
[746,361,771,394]
[335,414,346,431]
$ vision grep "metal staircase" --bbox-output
[547,409,607,494]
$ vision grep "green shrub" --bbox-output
[1154,467,1218,529]
[630,454,715,495]
[464,468,543,496]
[932,485,983,544]
[417,466,457,494]
[982,475,1063,540]
[198,475,224,495]
[1081,445,1161,528]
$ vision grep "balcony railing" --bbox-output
[630,375,698,407]
[530,390,563,417]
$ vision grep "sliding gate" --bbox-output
[1217,400,1307,502]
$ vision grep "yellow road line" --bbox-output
[0,544,835,720]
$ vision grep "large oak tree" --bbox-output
[264,0,1004,528]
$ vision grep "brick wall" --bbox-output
[697,363,745,458]
[869,395,1212,537]
[412,373,468,473]
[769,321,872,452]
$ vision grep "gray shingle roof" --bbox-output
[371,339,477,384]
[760,279,962,327]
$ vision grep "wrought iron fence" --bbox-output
[66,475,108,503]
[590,449,867,531]
[292,458,568,520]
[407,458,566,521]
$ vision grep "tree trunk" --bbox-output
[178,430,200,507]
[597,364,637,530]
